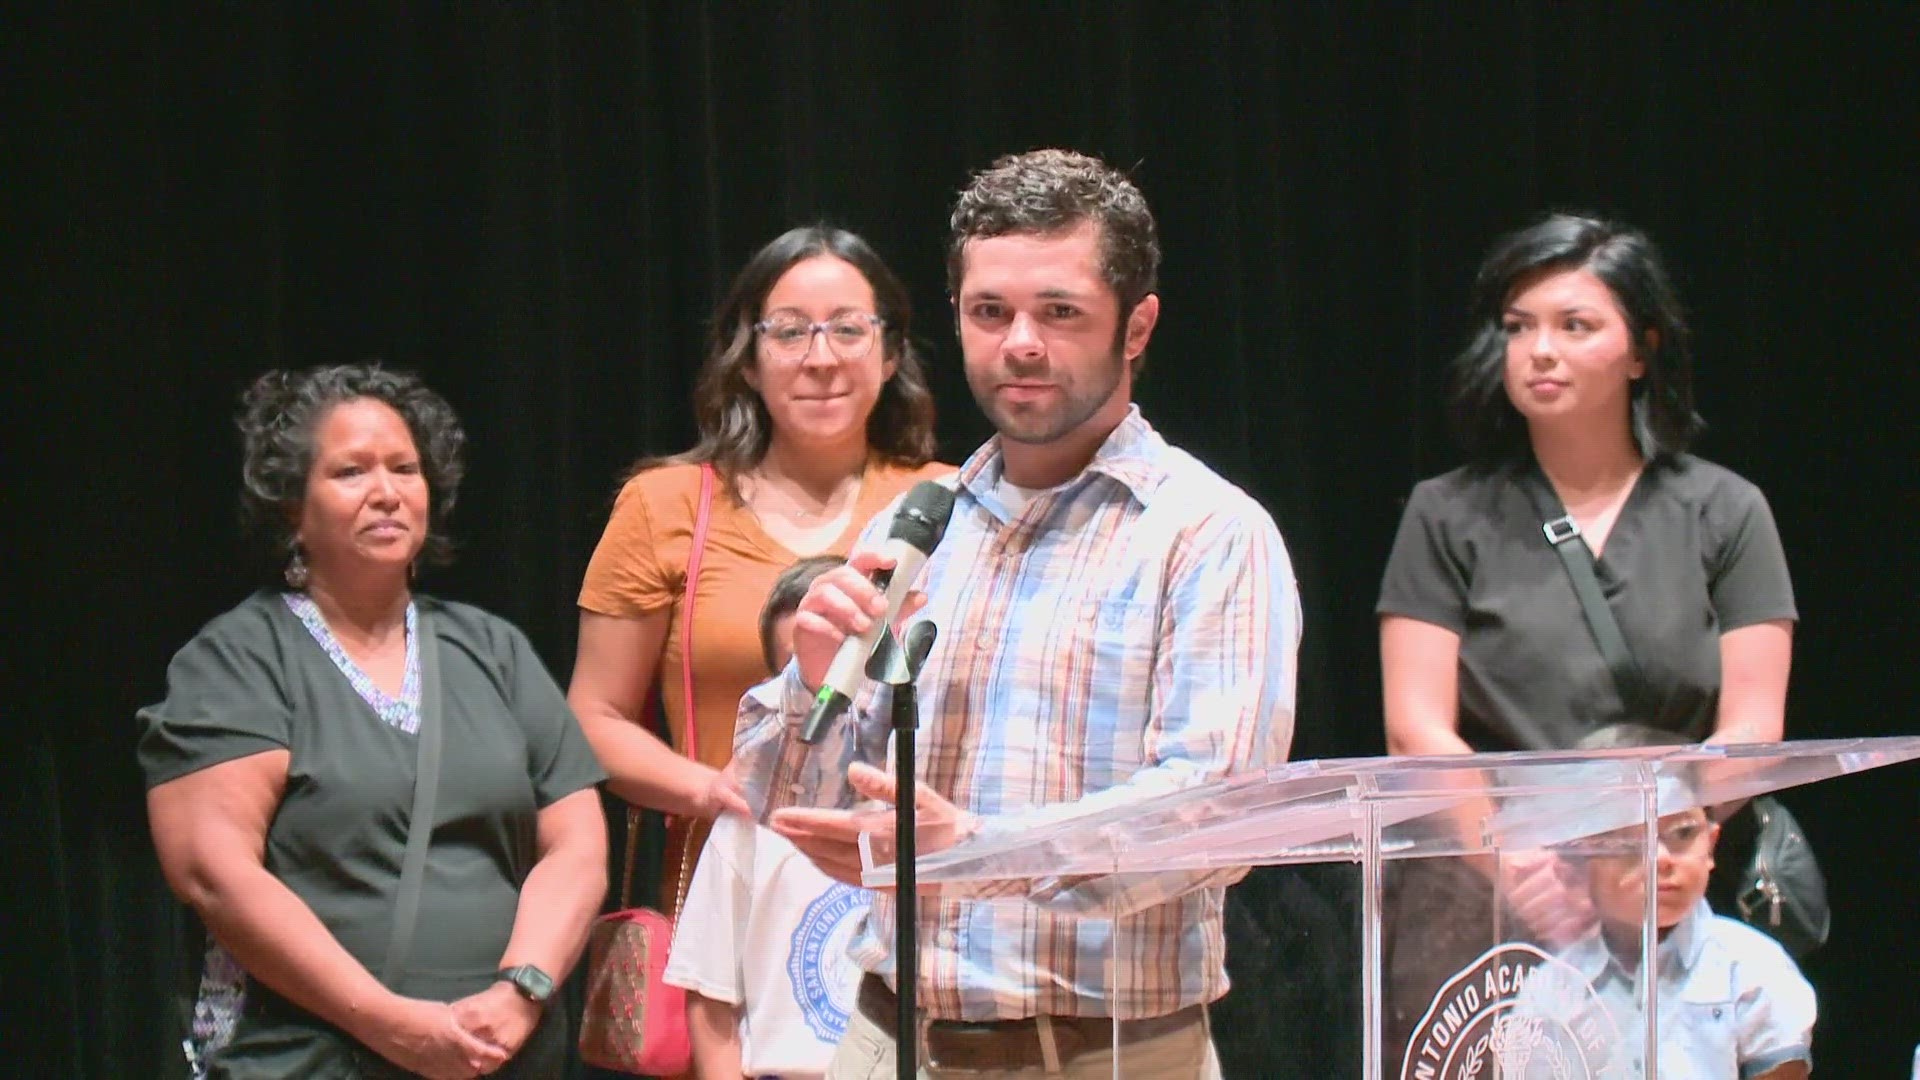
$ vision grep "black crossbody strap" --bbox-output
[382,605,444,985]
[1518,468,1654,720]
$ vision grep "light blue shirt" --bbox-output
[1522,901,1816,1079]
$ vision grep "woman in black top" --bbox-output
[1379,213,1794,758]
[140,365,607,1079]
[1373,215,1797,1053]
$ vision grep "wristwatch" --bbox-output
[496,965,555,1005]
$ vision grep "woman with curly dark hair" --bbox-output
[139,363,607,1079]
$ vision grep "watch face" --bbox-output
[506,965,554,1002]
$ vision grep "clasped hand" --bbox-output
[1501,850,1595,950]
[372,983,540,1079]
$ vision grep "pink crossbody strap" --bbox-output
[678,463,716,763]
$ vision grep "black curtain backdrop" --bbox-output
[12,4,1917,1076]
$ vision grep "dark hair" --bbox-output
[643,226,937,491]
[1449,213,1704,467]
[947,148,1161,326]
[237,363,465,585]
[758,555,845,672]
[1574,724,1715,832]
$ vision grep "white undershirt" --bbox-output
[995,475,1064,516]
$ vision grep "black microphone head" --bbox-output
[903,621,939,671]
[887,480,957,553]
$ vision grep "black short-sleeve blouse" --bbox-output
[136,591,606,997]
[1377,455,1796,751]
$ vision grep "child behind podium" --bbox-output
[664,555,866,1080]
[1525,724,1816,1079]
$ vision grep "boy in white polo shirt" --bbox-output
[666,556,867,1080]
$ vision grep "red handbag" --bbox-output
[578,464,715,1075]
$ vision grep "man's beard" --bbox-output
[974,342,1127,446]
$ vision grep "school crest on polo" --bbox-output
[787,882,871,1043]
[1401,943,1626,1080]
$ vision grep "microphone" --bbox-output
[799,481,957,744]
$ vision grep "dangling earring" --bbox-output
[408,560,418,584]
[283,545,310,590]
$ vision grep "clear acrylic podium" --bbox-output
[863,737,1920,1078]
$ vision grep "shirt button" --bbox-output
[975,631,993,649]
[936,930,958,949]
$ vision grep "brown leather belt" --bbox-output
[857,973,1204,1073]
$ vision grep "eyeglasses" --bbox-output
[1590,817,1714,858]
[753,313,885,363]
[1652,819,1713,854]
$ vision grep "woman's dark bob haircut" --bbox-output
[1449,213,1704,467]
[640,225,938,491]
[238,363,466,584]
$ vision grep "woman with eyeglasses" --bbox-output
[568,226,950,1070]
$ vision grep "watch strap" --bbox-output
[497,964,554,1003]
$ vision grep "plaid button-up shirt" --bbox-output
[736,407,1301,1021]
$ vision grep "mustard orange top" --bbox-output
[578,460,953,771]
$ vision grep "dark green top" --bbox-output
[1377,454,1797,751]
[138,591,605,998]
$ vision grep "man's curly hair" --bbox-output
[946,148,1161,313]
[236,363,465,584]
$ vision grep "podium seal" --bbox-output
[1400,943,1626,1080]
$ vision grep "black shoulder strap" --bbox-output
[1517,467,1654,720]
[382,605,443,986]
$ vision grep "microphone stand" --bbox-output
[864,620,938,1080]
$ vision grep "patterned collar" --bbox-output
[954,404,1168,515]
[282,592,422,734]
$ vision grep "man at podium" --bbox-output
[728,148,1302,1078]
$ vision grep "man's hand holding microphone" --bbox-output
[770,482,978,886]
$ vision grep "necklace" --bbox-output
[746,467,865,524]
